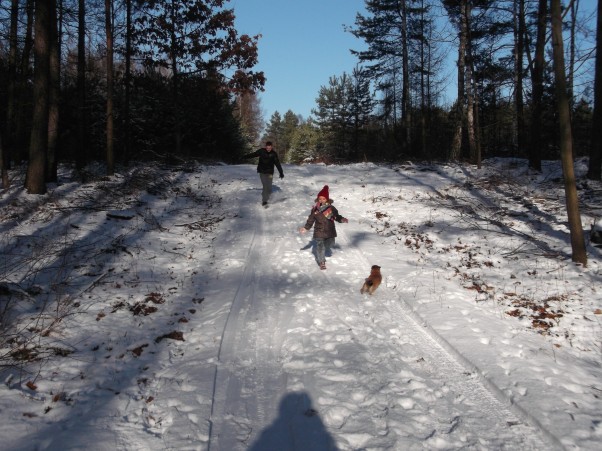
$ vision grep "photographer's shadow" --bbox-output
[249,392,337,451]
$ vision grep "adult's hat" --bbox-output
[317,185,329,199]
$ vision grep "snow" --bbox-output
[1,158,601,450]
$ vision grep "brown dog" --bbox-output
[360,265,382,295]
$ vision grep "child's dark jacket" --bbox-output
[303,200,346,239]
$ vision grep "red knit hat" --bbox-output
[317,185,329,199]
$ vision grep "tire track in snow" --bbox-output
[208,199,263,450]
[208,191,294,450]
[332,227,559,450]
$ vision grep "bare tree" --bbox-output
[550,0,587,265]
[235,92,264,147]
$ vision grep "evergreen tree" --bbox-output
[288,119,322,164]
[263,111,284,158]
[313,74,353,160]
[349,0,445,158]
[349,0,411,155]
[349,67,374,159]
[313,70,373,161]
[281,110,301,161]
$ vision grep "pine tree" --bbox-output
[288,120,322,164]
[263,111,284,158]
[281,110,301,161]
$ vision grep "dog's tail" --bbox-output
[365,279,373,286]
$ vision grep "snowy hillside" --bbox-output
[0,158,601,450]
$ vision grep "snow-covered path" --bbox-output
[4,160,600,450]
[204,165,552,450]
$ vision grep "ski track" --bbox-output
[204,166,556,451]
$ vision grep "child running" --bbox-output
[299,185,348,270]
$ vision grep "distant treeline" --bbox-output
[0,0,600,195]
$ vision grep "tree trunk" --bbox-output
[6,0,19,168]
[514,0,526,154]
[124,0,132,162]
[77,0,86,170]
[550,0,587,266]
[170,0,181,160]
[47,0,60,183]
[25,0,51,195]
[450,0,467,162]
[568,0,577,105]
[464,1,478,165]
[0,129,8,189]
[588,0,602,180]
[15,0,35,162]
[529,0,546,171]
[473,83,482,168]
[397,0,411,156]
[105,0,115,175]
[419,0,427,160]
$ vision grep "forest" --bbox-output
[0,0,600,192]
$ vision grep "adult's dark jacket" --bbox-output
[242,148,284,177]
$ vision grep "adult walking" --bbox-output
[241,141,284,206]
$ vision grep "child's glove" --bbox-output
[299,227,307,234]
[341,218,349,223]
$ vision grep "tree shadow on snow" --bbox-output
[249,392,337,451]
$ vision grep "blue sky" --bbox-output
[232,0,598,123]
[232,0,367,121]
